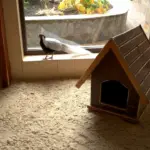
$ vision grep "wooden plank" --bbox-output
[113,25,142,46]
[119,33,145,56]
[138,103,147,118]
[111,42,149,104]
[91,74,101,106]
[146,88,150,100]
[125,47,140,65]
[88,105,139,124]
[141,73,150,94]
[100,103,128,115]
[138,40,150,53]
[127,105,139,117]
[129,47,150,75]
[135,61,150,84]
[125,40,150,66]
[100,103,127,112]
[127,87,139,107]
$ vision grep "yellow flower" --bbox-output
[58,1,66,10]
[75,3,86,13]
[90,0,94,4]
[86,8,94,14]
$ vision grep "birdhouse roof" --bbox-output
[76,25,150,104]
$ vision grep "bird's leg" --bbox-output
[46,52,54,60]
[44,54,48,60]
[51,52,54,60]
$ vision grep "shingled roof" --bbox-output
[76,25,150,104]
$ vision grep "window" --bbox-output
[19,0,150,56]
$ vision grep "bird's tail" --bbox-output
[70,53,94,58]
[62,44,92,55]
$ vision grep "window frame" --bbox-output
[18,0,106,56]
[18,0,27,55]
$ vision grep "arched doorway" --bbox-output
[101,80,128,109]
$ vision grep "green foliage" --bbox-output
[58,0,111,14]
[23,0,38,6]
[24,0,29,8]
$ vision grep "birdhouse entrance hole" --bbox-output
[101,80,128,109]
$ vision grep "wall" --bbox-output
[1,0,94,80]
[2,0,24,79]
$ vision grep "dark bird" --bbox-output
[39,34,56,59]
[39,34,92,60]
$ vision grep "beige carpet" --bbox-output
[0,79,150,150]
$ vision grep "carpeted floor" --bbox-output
[0,79,150,150]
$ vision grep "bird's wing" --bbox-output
[40,28,92,54]
[40,27,80,46]
[44,38,63,51]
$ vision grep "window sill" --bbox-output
[22,54,97,80]
[22,45,102,80]
[23,53,98,62]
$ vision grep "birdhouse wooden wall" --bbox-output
[91,50,140,119]
[76,25,150,123]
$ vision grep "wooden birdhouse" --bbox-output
[76,25,150,123]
